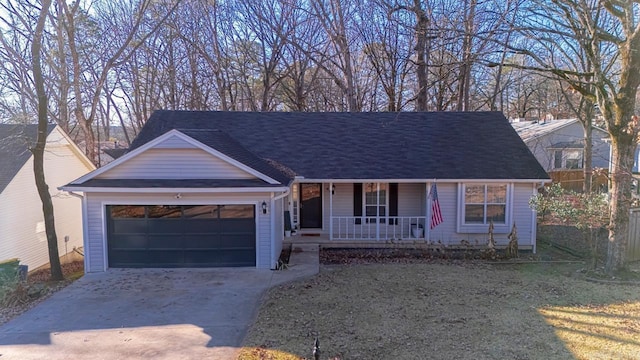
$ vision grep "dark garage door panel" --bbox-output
[107,205,256,268]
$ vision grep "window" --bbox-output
[353,183,397,224]
[565,150,583,169]
[463,184,507,225]
[292,185,299,226]
[553,149,583,169]
[365,183,387,222]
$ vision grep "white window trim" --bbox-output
[290,185,299,228]
[552,149,584,170]
[363,182,389,221]
[456,183,513,234]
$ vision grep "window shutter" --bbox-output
[389,183,398,225]
[353,183,362,225]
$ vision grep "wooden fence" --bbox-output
[628,209,640,262]
[548,169,608,193]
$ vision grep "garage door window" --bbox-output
[148,205,181,218]
[110,205,145,218]
[183,205,218,218]
[220,205,254,218]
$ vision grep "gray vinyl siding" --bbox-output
[153,134,198,149]
[320,182,537,247]
[511,183,536,246]
[97,148,255,179]
[525,122,610,171]
[591,129,610,170]
[272,197,284,268]
[430,182,536,247]
[427,183,458,243]
[398,183,426,217]
[328,182,425,218]
[258,203,272,268]
[85,194,106,272]
[331,183,353,217]
[84,192,275,272]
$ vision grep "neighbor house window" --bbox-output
[553,149,583,169]
[463,184,507,225]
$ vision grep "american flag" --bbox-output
[430,183,443,229]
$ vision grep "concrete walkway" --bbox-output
[0,245,319,360]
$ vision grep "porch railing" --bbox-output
[331,216,426,240]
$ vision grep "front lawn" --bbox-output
[239,260,640,360]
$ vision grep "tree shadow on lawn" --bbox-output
[538,302,640,359]
[240,262,640,360]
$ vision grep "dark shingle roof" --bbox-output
[125,111,548,181]
[103,148,128,159]
[0,124,56,193]
[176,129,291,184]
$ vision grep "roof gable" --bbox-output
[0,124,56,193]
[71,130,288,185]
[127,111,549,181]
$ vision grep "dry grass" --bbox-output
[239,261,640,360]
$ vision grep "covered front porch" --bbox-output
[288,181,433,241]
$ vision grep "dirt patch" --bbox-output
[0,261,84,326]
[239,260,640,360]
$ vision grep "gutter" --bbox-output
[58,186,291,193]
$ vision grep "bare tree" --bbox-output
[60,0,180,163]
[31,0,62,281]
[509,0,640,272]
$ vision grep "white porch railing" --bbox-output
[331,216,427,240]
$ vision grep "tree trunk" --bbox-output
[582,106,593,193]
[413,0,428,111]
[62,0,97,164]
[456,0,476,111]
[32,0,63,281]
[54,1,69,132]
[606,136,635,273]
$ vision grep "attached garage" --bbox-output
[107,204,256,268]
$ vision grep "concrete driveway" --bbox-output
[0,245,319,360]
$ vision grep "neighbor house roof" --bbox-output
[549,140,584,149]
[511,119,579,143]
[122,111,548,181]
[103,148,127,160]
[0,124,56,193]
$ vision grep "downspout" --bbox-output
[270,188,290,269]
[273,188,290,201]
[426,182,432,242]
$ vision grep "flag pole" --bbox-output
[426,180,433,242]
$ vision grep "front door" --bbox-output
[300,183,322,228]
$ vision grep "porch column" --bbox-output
[329,182,333,240]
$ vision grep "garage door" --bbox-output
[107,205,256,267]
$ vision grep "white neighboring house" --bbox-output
[512,119,610,172]
[0,124,95,270]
